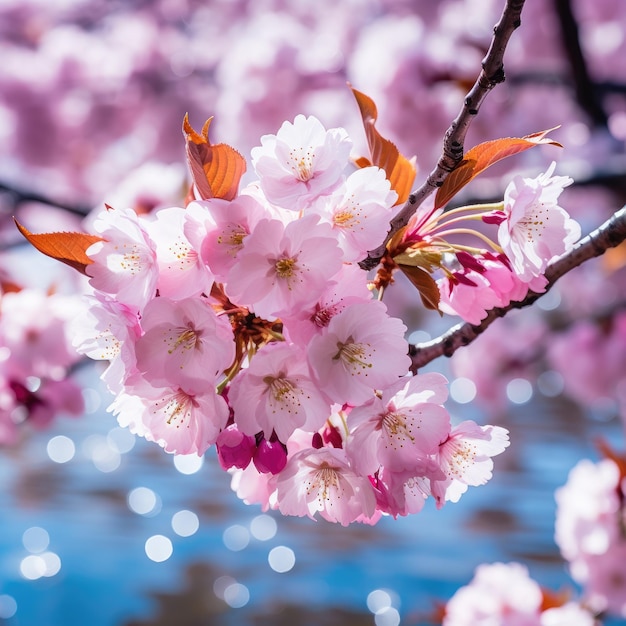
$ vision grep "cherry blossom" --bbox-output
[86,207,159,313]
[307,300,411,406]
[431,420,510,507]
[309,166,398,261]
[251,114,352,210]
[134,296,235,390]
[225,213,343,320]
[498,162,580,282]
[228,342,332,443]
[443,562,543,626]
[347,372,451,475]
[111,377,229,456]
[184,195,269,282]
[275,447,377,525]
[147,206,214,300]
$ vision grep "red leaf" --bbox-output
[352,87,417,205]
[14,218,103,275]
[435,128,563,209]
[183,114,246,202]
[398,264,441,312]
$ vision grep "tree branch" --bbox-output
[360,0,526,271]
[0,180,91,216]
[409,206,626,371]
[552,0,608,128]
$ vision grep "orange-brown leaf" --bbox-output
[398,264,441,312]
[435,128,563,209]
[14,218,103,275]
[183,114,246,202]
[352,87,417,205]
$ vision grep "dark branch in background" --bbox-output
[553,0,609,128]
[0,180,91,216]
[360,0,526,271]
[409,206,626,371]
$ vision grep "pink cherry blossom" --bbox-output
[280,263,372,347]
[309,166,398,261]
[347,372,451,475]
[111,377,229,456]
[275,447,377,525]
[438,270,501,325]
[498,162,580,282]
[431,420,510,507]
[70,293,141,393]
[251,114,352,209]
[184,195,269,282]
[443,562,543,626]
[225,213,343,320]
[86,207,159,313]
[539,603,595,626]
[372,464,443,518]
[228,342,332,443]
[307,300,411,406]
[147,206,214,300]
[134,296,235,390]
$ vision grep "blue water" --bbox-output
[0,362,624,626]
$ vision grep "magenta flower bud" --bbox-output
[253,438,288,474]
[322,424,343,449]
[216,424,256,470]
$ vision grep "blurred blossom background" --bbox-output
[0,0,625,624]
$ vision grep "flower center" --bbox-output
[381,411,415,443]
[168,326,201,355]
[308,462,340,501]
[333,337,373,372]
[275,257,297,278]
[289,148,315,182]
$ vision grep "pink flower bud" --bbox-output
[216,424,256,470]
[253,438,288,474]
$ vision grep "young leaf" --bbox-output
[397,264,441,312]
[183,114,247,202]
[14,218,103,275]
[351,87,417,205]
[434,128,563,209]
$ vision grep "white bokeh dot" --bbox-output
[128,487,161,516]
[171,510,199,537]
[22,526,49,554]
[173,454,204,475]
[47,436,75,463]
[223,525,249,551]
[250,514,277,541]
[145,535,173,562]
[450,377,477,404]
[375,607,401,626]
[0,595,17,619]
[506,378,533,404]
[222,582,250,608]
[367,589,392,614]
[268,546,295,573]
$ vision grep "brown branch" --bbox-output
[552,0,608,128]
[409,206,626,371]
[360,0,526,271]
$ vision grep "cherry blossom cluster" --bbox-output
[555,453,626,619]
[0,287,84,444]
[395,161,580,326]
[442,561,597,626]
[69,113,587,524]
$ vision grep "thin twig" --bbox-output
[360,0,526,271]
[409,206,626,371]
[553,0,608,127]
[0,180,91,216]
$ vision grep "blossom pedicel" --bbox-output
[36,111,583,525]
